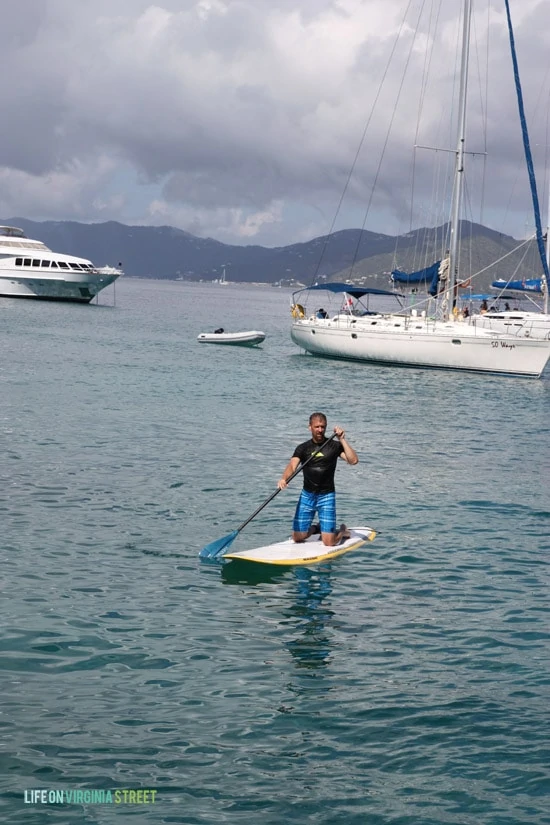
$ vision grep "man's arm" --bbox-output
[278,456,301,489]
[334,427,359,465]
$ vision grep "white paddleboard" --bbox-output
[223,526,376,566]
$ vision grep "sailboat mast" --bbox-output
[546,190,550,314]
[446,0,473,319]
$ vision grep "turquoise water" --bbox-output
[1,279,549,824]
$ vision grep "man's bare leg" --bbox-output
[321,524,350,547]
[292,523,321,543]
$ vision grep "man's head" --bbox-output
[309,412,327,442]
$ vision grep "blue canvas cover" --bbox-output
[492,278,543,294]
[305,282,400,298]
[391,261,441,296]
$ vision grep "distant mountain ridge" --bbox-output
[1,217,542,291]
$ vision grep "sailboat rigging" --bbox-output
[289,0,550,376]
[466,0,550,339]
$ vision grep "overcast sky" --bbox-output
[1,0,549,247]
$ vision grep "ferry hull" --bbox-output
[0,270,119,303]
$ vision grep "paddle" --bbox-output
[199,432,338,559]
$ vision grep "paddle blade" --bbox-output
[199,530,239,560]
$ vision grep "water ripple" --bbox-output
[1,281,549,824]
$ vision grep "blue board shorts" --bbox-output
[293,490,336,534]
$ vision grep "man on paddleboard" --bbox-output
[278,412,359,546]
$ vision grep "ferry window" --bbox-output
[15,258,22,265]
[50,261,58,268]
[24,258,31,266]
[42,261,50,267]
[58,262,69,269]
[32,259,40,266]
[70,263,81,270]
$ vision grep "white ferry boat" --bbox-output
[0,226,122,303]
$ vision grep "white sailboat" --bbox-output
[290,0,550,377]
[213,265,229,285]
[467,222,550,340]
[469,280,550,340]
[467,0,550,342]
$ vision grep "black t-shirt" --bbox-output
[293,438,342,494]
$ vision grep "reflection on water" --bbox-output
[285,567,334,672]
[222,561,335,672]
[220,559,289,586]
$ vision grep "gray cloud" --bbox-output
[0,0,549,245]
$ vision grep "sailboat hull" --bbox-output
[291,316,550,377]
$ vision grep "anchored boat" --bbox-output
[197,329,265,346]
[289,0,550,378]
[0,226,122,303]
